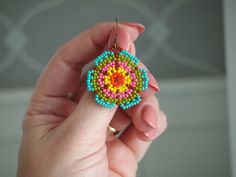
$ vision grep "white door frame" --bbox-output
[223,0,236,176]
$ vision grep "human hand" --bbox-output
[17,22,167,177]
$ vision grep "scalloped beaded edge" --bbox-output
[87,50,149,109]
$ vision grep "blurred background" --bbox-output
[0,0,235,176]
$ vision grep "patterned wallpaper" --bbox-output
[0,0,225,88]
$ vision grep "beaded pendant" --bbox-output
[86,22,149,109]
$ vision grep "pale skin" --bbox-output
[17,22,167,177]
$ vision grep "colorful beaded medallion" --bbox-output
[86,43,149,109]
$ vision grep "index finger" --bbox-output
[35,22,141,97]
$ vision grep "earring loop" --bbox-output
[86,19,149,109]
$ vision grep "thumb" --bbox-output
[58,27,133,144]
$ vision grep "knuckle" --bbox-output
[22,116,34,131]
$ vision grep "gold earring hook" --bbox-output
[114,17,118,48]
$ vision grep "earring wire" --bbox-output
[114,18,118,48]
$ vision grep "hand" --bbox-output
[17,22,167,177]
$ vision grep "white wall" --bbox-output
[224,0,236,176]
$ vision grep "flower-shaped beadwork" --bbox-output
[87,49,149,109]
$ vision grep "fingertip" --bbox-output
[122,22,145,34]
[141,105,158,130]
[129,96,159,133]
[136,110,168,142]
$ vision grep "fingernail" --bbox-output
[123,22,145,33]
[147,72,160,92]
[141,105,158,129]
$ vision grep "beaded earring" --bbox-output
[86,19,149,109]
